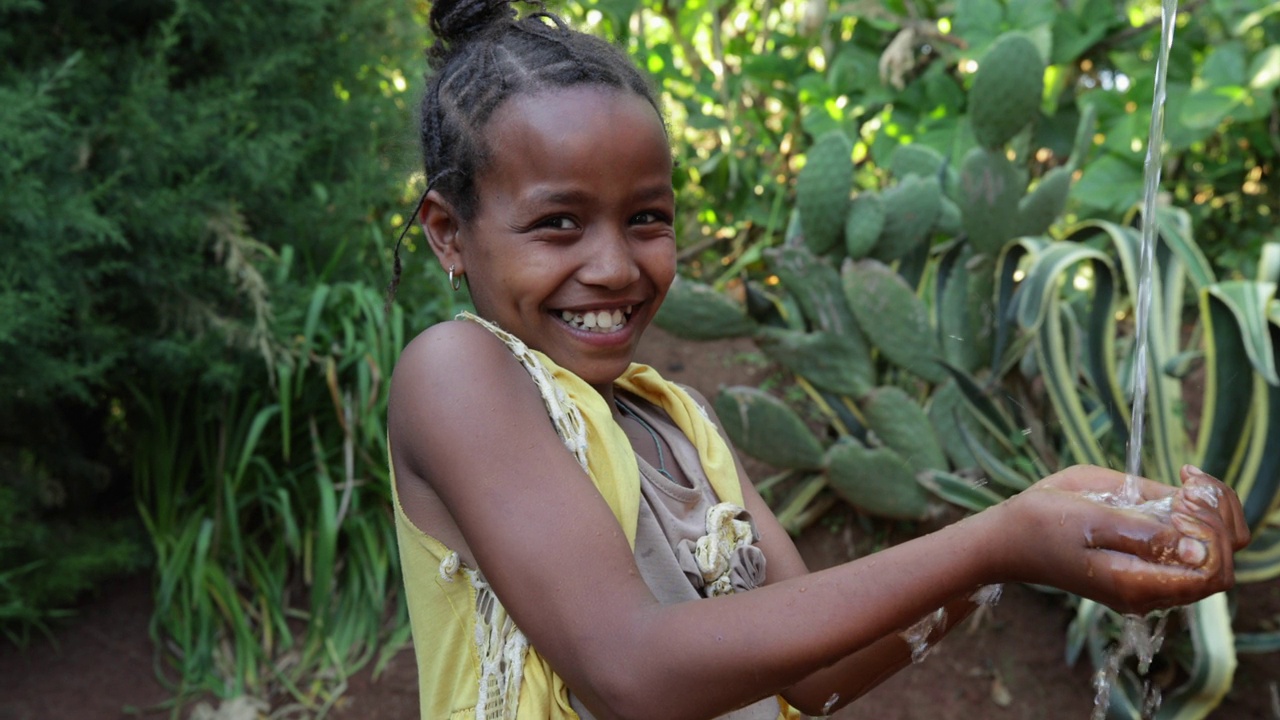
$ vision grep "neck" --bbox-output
[593,382,617,408]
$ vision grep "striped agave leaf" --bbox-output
[971,209,1280,719]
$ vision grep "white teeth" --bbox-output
[559,307,633,333]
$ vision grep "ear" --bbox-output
[420,189,465,275]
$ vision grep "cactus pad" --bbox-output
[959,147,1022,256]
[797,131,855,255]
[874,175,942,261]
[888,144,946,181]
[825,439,932,519]
[1013,166,1072,238]
[754,326,873,397]
[713,386,826,469]
[969,33,1045,150]
[766,246,860,336]
[860,386,948,473]
[654,276,758,339]
[844,192,885,260]
[842,259,946,382]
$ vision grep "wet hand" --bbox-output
[995,465,1245,615]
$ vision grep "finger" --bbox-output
[1080,511,1187,565]
[1181,465,1251,550]
[1046,465,1176,501]
[1090,549,1218,613]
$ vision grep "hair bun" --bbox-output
[428,0,523,67]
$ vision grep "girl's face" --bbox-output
[443,86,676,393]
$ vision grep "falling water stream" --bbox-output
[1090,0,1181,718]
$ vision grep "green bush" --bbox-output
[0,0,455,703]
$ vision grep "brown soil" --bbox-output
[1,329,1277,720]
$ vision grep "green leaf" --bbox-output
[1248,45,1280,90]
[824,439,932,520]
[1180,85,1248,130]
[1072,155,1142,213]
[918,470,1005,512]
[1155,595,1237,719]
[655,277,758,340]
[843,259,946,382]
[753,326,873,397]
[1203,281,1280,386]
[713,386,826,470]
[766,246,860,336]
[859,385,948,473]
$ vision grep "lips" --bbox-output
[557,305,634,333]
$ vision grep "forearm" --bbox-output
[581,511,1003,720]
[781,595,979,715]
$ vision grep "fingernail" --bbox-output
[1178,536,1207,566]
[1185,465,1209,482]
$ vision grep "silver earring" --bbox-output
[448,264,462,291]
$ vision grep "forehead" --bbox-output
[477,86,672,192]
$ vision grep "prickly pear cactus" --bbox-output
[888,144,946,181]
[926,380,980,470]
[844,193,885,260]
[1013,166,1073,238]
[841,259,946,382]
[765,246,860,336]
[796,131,854,255]
[859,386,948,474]
[873,175,942,261]
[824,439,932,520]
[713,386,825,470]
[654,276,757,340]
[754,326,873,398]
[969,33,1045,150]
[959,147,1023,256]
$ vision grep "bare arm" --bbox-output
[389,322,1245,720]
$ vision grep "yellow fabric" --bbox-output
[391,318,799,719]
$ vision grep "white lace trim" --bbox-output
[460,312,590,468]
[458,312,592,718]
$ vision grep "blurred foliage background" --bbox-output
[1,0,1276,715]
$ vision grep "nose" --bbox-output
[578,226,640,289]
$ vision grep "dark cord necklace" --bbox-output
[616,400,676,482]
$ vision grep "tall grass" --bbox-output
[132,273,445,712]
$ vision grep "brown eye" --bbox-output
[538,216,578,230]
[630,211,670,225]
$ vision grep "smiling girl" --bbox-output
[385,1,1249,718]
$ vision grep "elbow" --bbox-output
[578,669,660,720]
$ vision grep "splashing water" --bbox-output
[1092,1,1180,717]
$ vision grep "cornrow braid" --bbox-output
[419,0,664,223]
[387,0,665,308]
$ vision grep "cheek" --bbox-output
[646,240,678,293]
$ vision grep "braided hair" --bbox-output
[386,0,665,306]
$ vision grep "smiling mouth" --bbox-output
[557,305,635,333]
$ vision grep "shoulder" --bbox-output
[389,319,545,469]
[391,319,527,396]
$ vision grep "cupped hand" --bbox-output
[994,464,1247,615]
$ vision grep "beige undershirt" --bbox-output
[568,393,777,720]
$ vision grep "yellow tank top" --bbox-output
[391,313,798,719]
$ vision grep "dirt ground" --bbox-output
[1,328,1277,719]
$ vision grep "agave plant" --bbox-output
[926,208,1280,718]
